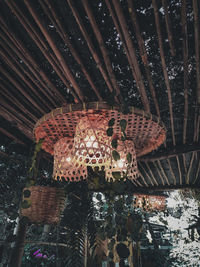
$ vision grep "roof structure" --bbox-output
[0,0,199,190]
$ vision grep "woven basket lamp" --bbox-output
[53,137,87,182]
[133,194,167,211]
[21,186,66,224]
[73,115,111,168]
[34,102,166,182]
[106,140,138,181]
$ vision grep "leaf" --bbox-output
[111,138,118,149]
[108,118,115,127]
[126,153,132,163]
[112,172,121,180]
[35,139,43,152]
[25,180,35,187]
[23,189,31,198]
[112,150,120,161]
[21,200,31,209]
[107,127,113,136]
[119,119,127,132]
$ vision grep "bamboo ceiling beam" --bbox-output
[67,0,117,103]
[181,0,189,145]
[5,1,78,103]
[0,48,51,112]
[157,160,170,186]
[145,162,159,186]
[167,159,176,185]
[112,0,150,113]
[0,127,25,145]
[138,162,154,186]
[0,108,33,140]
[186,152,195,185]
[0,100,35,129]
[138,170,149,187]
[23,0,84,103]
[0,65,45,115]
[104,0,138,93]
[162,0,176,57]
[42,0,102,101]
[153,161,165,186]
[81,0,122,101]
[127,0,160,118]
[0,33,59,108]
[152,0,175,146]
[139,142,200,162]
[193,155,200,185]
[193,0,200,105]
[0,84,38,123]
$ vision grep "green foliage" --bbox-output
[108,118,115,127]
[119,119,127,132]
[111,138,118,149]
[106,127,113,136]
[21,200,31,209]
[23,189,31,198]
[112,150,120,161]
[126,153,132,164]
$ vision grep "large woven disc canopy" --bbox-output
[34,102,166,158]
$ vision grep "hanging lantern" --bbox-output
[106,140,138,181]
[53,137,87,182]
[133,194,167,211]
[73,115,112,168]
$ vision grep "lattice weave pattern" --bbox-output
[106,140,138,181]
[21,186,66,224]
[73,115,112,167]
[53,138,87,182]
[133,194,167,211]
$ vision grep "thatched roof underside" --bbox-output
[0,0,199,190]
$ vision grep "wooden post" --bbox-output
[8,218,27,267]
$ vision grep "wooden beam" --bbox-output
[139,142,200,162]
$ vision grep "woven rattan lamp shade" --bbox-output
[106,140,138,181]
[73,115,111,168]
[21,186,66,224]
[53,137,87,182]
[133,194,167,211]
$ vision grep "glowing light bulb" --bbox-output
[66,157,71,162]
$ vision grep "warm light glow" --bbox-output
[73,116,111,167]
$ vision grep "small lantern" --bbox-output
[53,137,87,182]
[106,140,138,181]
[73,115,112,168]
[133,194,167,211]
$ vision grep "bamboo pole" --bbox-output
[81,0,122,101]
[0,107,33,140]
[193,0,200,105]
[167,159,176,185]
[5,1,78,102]
[67,0,117,102]
[0,128,25,145]
[127,0,161,118]
[153,162,165,186]
[0,65,45,115]
[162,0,176,57]
[8,219,27,267]
[112,0,150,113]
[23,0,84,102]
[139,142,200,161]
[42,0,102,101]
[138,162,154,186]
[157,160,170,186]
[0,48,51,112]
[145,162,159,186]
[152,0,176,146]
[0,31,63,106]
[193,155,200,184]
[186,152,195,185]
[0,84,38,123]
[0,35,58,107]
[138,170,149,187]
[176,156,182,185]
